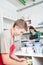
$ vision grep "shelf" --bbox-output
[21,35,43,42]
[15,51,43,65]
[15,51,43,58]
[23,32,43,35]
[23,32,29,34]
[35,25,43,29]
[21,40,29,42]
[40,36,43,38]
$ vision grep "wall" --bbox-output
[0,0,18,19]
[18,3,43,27]
[0,9,3,33]
[0,0,18,33]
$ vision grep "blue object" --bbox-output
[24,42,33,47]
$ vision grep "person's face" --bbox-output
[29,29,34,34]
[13,25,26,36]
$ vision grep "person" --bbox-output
[0,19,28,65]
[29,26,41,43]
[24,26,41,47]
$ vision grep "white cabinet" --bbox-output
[15,51,43,65]
[36,26,43,32]
[3,17,14,30]
[0,16,15,33]
[32,57,43,65]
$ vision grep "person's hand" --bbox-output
[20,58,26,62]
[21,60,28,65]
[31,39,35,42]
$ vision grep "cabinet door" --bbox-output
[3,18,14,30]
[32,57,43,65]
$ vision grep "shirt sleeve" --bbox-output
[0,32,11,54]
[29,34,32,40]
[35,31,41,41]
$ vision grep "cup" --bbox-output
[27,47,33,54]
[21,47,26,53]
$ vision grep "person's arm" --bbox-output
[2,53,28,65]
[29,34,32,40]
[29,32,41,42]
[29,34,34,42]
[32,31,41,42]
[10,51,26,62]
[35,31,41,41]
